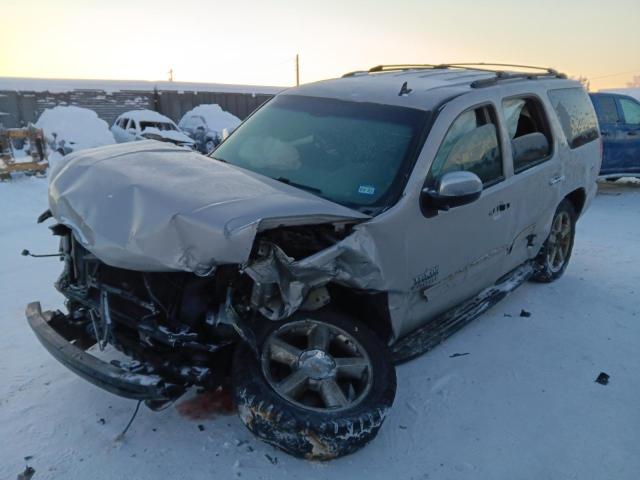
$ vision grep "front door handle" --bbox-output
[549,174,565,186]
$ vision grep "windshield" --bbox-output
[139,121,177,132]
[212,95,428,210]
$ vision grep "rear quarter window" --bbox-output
[547,88,599,149]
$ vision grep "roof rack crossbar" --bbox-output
[367,64,448,73]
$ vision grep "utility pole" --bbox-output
[168,68,174,82]
[295,54,300,86]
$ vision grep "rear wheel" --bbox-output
[531,199,576,282]
[232,310,396,460]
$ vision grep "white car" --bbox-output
[111,110,194,147]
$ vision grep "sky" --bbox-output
[1,0,639,91]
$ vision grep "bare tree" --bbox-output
[627,75,640,88]
[571,75,591,91]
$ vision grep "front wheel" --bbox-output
[232,310,396,460]
[531,199,576,283]
[204,139,216,154]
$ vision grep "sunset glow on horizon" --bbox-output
[2,0,639,91]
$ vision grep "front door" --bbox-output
[591,94,627,175]
[402,103,516,333]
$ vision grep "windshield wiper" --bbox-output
[276,177,323,194]
[210,156,227,163]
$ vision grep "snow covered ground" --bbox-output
[1,177,638,480]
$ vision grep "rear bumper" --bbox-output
[26,301,179,401]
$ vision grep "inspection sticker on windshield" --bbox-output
[358,185,376,195]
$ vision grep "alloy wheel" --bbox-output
[546,210,572,273]
[261,320,373,412]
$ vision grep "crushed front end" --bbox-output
[27,225,253,404]
[27,142,379,406]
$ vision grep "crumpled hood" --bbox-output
[49,141,369,273]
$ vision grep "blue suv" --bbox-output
[590,92,640,178]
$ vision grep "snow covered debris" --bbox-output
[35,106,115,152]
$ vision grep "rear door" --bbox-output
[591,93,626,175]
[615,95,640,174]
[499,94,561,267]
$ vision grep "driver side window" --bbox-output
[428,105,503,186]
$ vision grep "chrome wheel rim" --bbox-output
[261,320,373,412]
[547,211,572,273]
[205,140,216,154]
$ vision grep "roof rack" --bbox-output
[343,63,567,86]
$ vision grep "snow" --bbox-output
[0,77,285,95]
[1,178,639,479]
[35,106,115,152]
[140,127,194,144]
[118,109,176,124]
[179,104,241,136]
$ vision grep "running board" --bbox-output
[392,262,534,364]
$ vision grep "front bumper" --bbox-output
[26,302,180,401]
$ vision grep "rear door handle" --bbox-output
[549,174,565,185]
[489,202,510,217]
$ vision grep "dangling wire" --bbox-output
[115,400,142,442]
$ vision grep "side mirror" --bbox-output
[421,171,483,212]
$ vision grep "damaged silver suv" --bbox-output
[27,64,601,460]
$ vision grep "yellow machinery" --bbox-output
[0,125,49,180]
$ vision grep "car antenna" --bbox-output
[398,81,412,96]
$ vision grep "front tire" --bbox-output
[204,139,216,154]
[531,199,576,283]
[232,310,396,460]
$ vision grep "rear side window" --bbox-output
[502,97,552,173]
[547,88,599,149]
[593,96,620,124]
[429,105,503,186]
[619,97,640,125]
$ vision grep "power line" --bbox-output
[591,70,640,80]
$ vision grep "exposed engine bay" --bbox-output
[49,219,387,398]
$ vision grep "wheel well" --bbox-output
[565,188,586,217]
[327,284,393,344]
